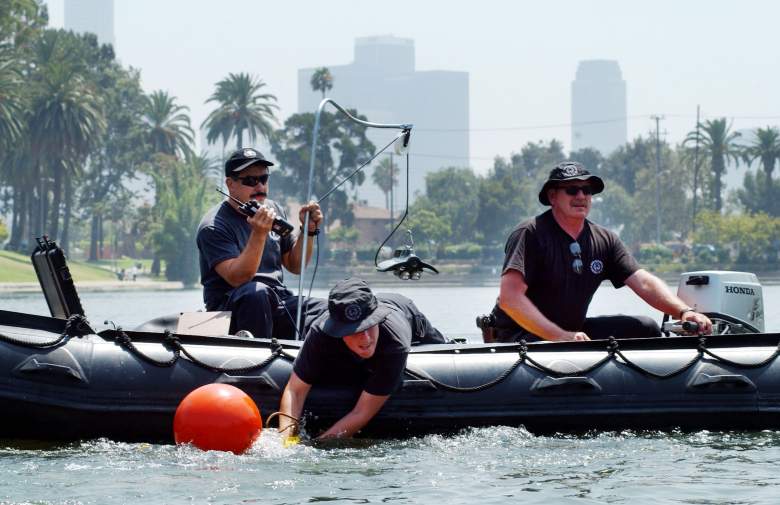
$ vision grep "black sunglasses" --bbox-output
[232,174,269,187]
[560,185,593,196]
[570,242,583,275]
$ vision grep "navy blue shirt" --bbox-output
[293,305,412,396]
[196,200,294,310]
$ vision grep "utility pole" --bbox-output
[651,115,664,244]
[691,106,701,234]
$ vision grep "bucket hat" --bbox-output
[321,278,392,338]
[538,161,604,205]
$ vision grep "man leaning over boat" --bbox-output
[278,277,446,441]
[196,148,328,340]
[490,161,712,342]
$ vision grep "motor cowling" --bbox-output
[676,271,764,332]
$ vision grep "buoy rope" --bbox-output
[265,411,300,433]
[403,336,780,392]
[3,320,779,392]
[0,314,92,349]
[110,330,293,375]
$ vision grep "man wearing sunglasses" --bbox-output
[196,148,328,339]
[490,161,712,342]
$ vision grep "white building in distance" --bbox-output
[298,35,469,208]
[64,0,115,47]
[571,60,626,156]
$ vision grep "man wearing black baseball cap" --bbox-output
[489,161,712,342]
[278,277,445,441]
[196,148,327,339]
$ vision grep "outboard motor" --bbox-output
[676,271,764,333]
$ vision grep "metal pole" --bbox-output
[294,98,412,339]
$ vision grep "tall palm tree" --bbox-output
[684,118,741,212]
[29,60,105,241]
[142,90,194,158]
[0,55,25,152]
[310,67,333,99]
[202,73,278,150]
[742,127,780,185]
[372,155,398,210]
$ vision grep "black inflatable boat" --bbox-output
[0,238,776,442]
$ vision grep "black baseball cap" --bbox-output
[320,278,392,338]
[224,148,274,176]
[538,161,605,205]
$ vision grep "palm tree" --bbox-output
[142,90,194,158]
[742,127,780,185]
[0,55,25,152]
[684,118,741,212]
[310,67,333,99]
[29,59,105,241]
[202,73,278,150]
[372,155,398,210]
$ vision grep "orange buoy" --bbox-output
[173,383,262,454]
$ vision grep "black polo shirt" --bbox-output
[495,210,639,332]
[293,305,411,396]
[196,200,294,310]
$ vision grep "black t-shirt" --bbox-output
[293,305,411,396]
[495,210,639,332]
[196,200,294,310]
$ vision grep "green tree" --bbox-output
[602,137,654,195]
[568,147,604,174]
[0,54,25,151]
[310,67,333,99]
[694,211,780,265]
[271,110,375,229]
[142,90,193,158]
[148,153,219,285]
[372,155,398,210]
[685,118,742,212]
[202,72,278,150]
[80,64,147,260]
[741,127,780,211]
[405,202,452,258]
[29,30,106,243]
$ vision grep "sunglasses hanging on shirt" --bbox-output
[570,242,583,274]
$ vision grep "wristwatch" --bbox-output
[678,307,695,319]
[300,226,319,237]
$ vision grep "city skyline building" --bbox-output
[298,35,469,208]
[571,59,627,156]
[64,0,115,47]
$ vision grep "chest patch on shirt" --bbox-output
[268,231,280,242]
[590,259,604,275]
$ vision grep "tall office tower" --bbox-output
[571,60,627,156]
[299,36,469,207]
[64,0,115,47]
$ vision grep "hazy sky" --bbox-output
[46,0,779,174]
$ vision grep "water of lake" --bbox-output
[1,282,779,504]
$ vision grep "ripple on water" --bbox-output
[3,430,780,504]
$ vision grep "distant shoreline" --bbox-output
[1,266,777,295]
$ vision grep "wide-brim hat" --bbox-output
[224,148,274,176]
[538,161,604,205]
[321,277,392,338]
